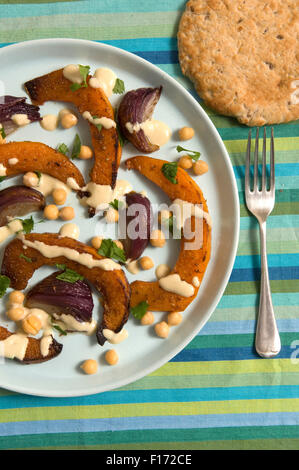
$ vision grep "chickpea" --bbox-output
[105,207,119,224]
[150,229,166,248]
[22,315,42,335]
[58,108,72,119]
[155,264,171,280]
[23,172,39,188]
[178,126,195,141]
[141,311,154,326]
[41,114,58,131]
[44,204,59,220]
[105,349,119,366]
[60,112,78,129]
[52,188,67,205]
[167,312,183,326]
[81,359,98,375]
[178,155,193,170]
[193,160,209,176]
[9,290,25,305]
[154,321,169,338]
[78,145,93,160]
[7,307,26,322]
[59,206,75,221]
[91,236,102,250]
[139,256,154,270]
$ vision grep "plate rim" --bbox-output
[0,37,240,397]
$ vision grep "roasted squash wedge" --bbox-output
[0,326,63,364]
[126,155,211,312]
[0,141,85,188]
[24,69,122,188]
[1,233,130,345]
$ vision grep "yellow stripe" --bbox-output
[0,398,299,422]
[225,137,299,154]
[151,359,296,376]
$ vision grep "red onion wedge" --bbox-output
[119,191,153,261]
[25,271,94,324]
[0,96,41,136]
[0,185,45,227]
[118,86,162,153]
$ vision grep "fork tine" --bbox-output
[254,127,259,190]
[270,127,275,193]
[262,127,267,191]
[245,129,252,192]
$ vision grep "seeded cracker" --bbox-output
[178,0,299,126]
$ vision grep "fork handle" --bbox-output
[255,221,281,358]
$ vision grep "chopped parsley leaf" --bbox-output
[161,162,178,184]
[70,64,90,91]
[56,268,84,284]
[71,134,81,159]
[131,301,148,320]
[98,238,126,263]
[18,216,34,234]
[113,78,125,94]
[0,127,6,139]
[19,253,32,263]
[0,275,10,298]
[57,143,69,155]
[109,199,125,211]
[51,321,67,336]
[176,145,201,162]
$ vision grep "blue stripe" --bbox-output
[171,345,294,362]
[134,50,178,64]
[239,214,299,230]
[1,38,178,53]
[0,385,299,410]
[0,0,185,18]
[234,163,299,180]
[229,266,299,283]
[100,38,178,52]
[233,254,299,269]
[219,124,299,140]
[200,319,299,335]
[218,293,299,308]
[1,411,299,436]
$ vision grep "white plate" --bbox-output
[0,39,239,397]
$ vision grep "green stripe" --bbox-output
[240,201,299,217]
[25,438,299,450]
[120,371,299,390]
[1,426,299,449]
[1,399,298,423]
[225,280,299,295]
[210,306,299,322]
[238,227,299,255]
[238,241,299,255]
[0,0,80,3]
[186,332,299,350]
[225,137,299,154]
[0,12,179,41]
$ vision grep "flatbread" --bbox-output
[178,0,299,126]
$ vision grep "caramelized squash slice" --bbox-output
[126,155,211,312]
[0,141,85,188]
[0,326,62,364]
[1,233,130,345]
[24,69,122,188]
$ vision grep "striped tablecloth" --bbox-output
[0,0,298,450]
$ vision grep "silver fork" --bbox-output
[245,127,281,358]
